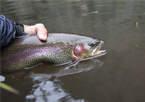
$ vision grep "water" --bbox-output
[1,0,145,102]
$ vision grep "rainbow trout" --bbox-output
[1,33,106,74]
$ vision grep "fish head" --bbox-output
[72,39,106,60]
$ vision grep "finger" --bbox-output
[35,24,48,41]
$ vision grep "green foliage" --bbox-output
[0,82,20,95]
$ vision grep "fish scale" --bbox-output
[1,33,106,74]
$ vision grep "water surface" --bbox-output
[1,0,145,102]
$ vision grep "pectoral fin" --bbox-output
[64,59,79,70]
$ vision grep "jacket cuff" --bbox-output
[15,22,24,37]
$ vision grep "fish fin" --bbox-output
[64,59,79,70]
[36,62,51,67]
[21,69,31,79]
[23,63,51,70]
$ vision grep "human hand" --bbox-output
[24,23,47,41]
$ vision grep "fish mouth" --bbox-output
[80,40,106,61]
[92,40,106,57]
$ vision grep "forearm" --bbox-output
[0,15,24,48]
[0,15,47,48]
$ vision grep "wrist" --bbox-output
[24,25,29,31]
[24,25,37,35]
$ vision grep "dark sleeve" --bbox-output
[0,15,24,48]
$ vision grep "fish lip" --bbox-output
[92,40,106,56]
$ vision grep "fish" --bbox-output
[0,33,106,74]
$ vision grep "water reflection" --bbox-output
[26,78,85,102]
[26,58,105,102]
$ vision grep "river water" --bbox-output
[1,0,145,102]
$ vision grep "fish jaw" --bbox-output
[73,40,106,60]
[91,40,106,56]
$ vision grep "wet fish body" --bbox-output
[1,33,106,74]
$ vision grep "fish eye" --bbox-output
[88,42,100,47]
[95,42,100,46]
